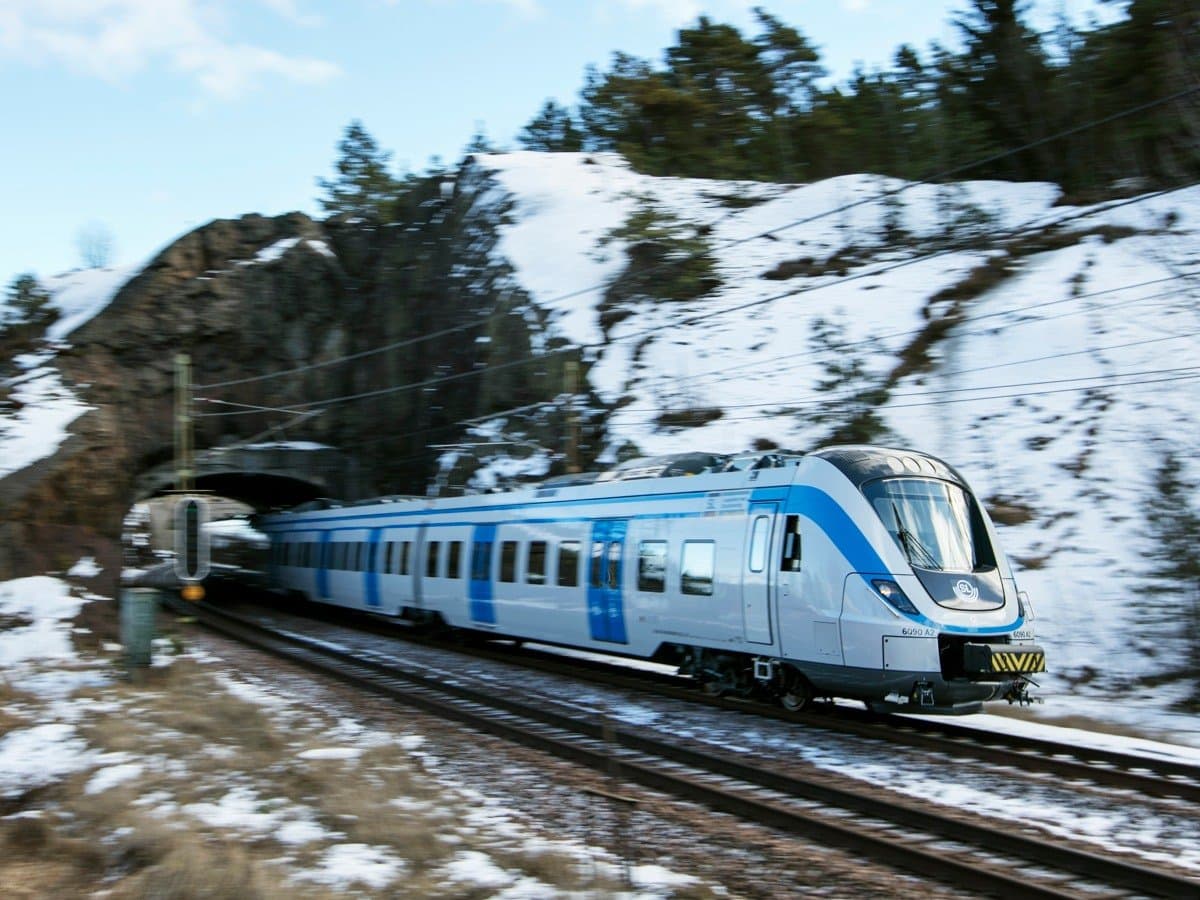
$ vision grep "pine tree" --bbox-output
[948,0,1055,180]
[2,274,55,328]
[1144,452,1200,706]
[316,120,405,220]
[518,100,584,152]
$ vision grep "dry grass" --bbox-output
[106,832,312,900]
[0,677,27,733]
[6,635,724,900]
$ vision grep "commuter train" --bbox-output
[256,446,1045,714]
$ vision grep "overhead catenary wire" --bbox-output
[613,327,1200,418]
[612,370,1200,429]
[193,264,1200,418]
[193,177,1199,418]
[259,363,1200,469]
[192,84,1200,395]
[630,272,1199,399]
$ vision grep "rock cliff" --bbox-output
[0,162,582,581]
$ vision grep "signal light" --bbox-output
[174,497,210,583]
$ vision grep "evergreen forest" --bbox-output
[517,0,1198,195]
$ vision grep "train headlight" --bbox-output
[1017,590,1035,620]
[871,579,919,616]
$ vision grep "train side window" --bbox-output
[527,541,547,585]
[427,541,441,578]
[781,515,802,572]
[749,516,769,573]
[471,541,493,581]
[447,541,462,579]
[557,542,580,587]
[637,541,667,592]
[367,541,378,573]
[606,541,622,589]
[384,542,394,574]
[589,542,604,588]
[400,541,411,576]
[681,541,715,596]
[500,541,518,582]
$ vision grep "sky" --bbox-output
[0,0,1115,289]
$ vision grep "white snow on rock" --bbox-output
[297,747,362,761]
[0,366,94,477]
[67,557,102,578]
[0,263,141,475]
[0,577,88,666]
[84,762,144,795]
[437,850,514,888]
[41,263,140,341]
[0,723,93,799]
[293,843,407,890]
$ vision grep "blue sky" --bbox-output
[0,0,1112,287]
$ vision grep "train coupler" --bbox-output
[1002,677,1042,706]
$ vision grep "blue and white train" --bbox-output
[257,445,1045,714]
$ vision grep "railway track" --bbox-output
[483,637,1200,804]
[220,585,1200,806]
[171,594,1200,899]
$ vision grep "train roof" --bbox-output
[809,445,967,489]
[259,446,969,525]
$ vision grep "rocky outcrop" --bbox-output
[0,212,354,583]
[0,162,586,582]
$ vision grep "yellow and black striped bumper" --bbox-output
[962,643,1046,676]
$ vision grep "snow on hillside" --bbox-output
[482,151,1200,737]
[41,263,141,342]
[0,265,140,475]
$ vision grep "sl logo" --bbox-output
[954,579,980,601]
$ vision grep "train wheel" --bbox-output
[779,675,812,713]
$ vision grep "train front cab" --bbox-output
[786,448,1045,713]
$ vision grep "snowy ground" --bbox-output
[0,575,733,898]
[5,575,1198,898]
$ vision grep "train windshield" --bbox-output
[864,478,980,572]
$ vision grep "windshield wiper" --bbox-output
[891,501,941,570]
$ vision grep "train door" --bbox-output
[741,504,775,644]
[363,527,383,609]
[588,519,629,644]
[469,524,497,625]
[316,531,332,600]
